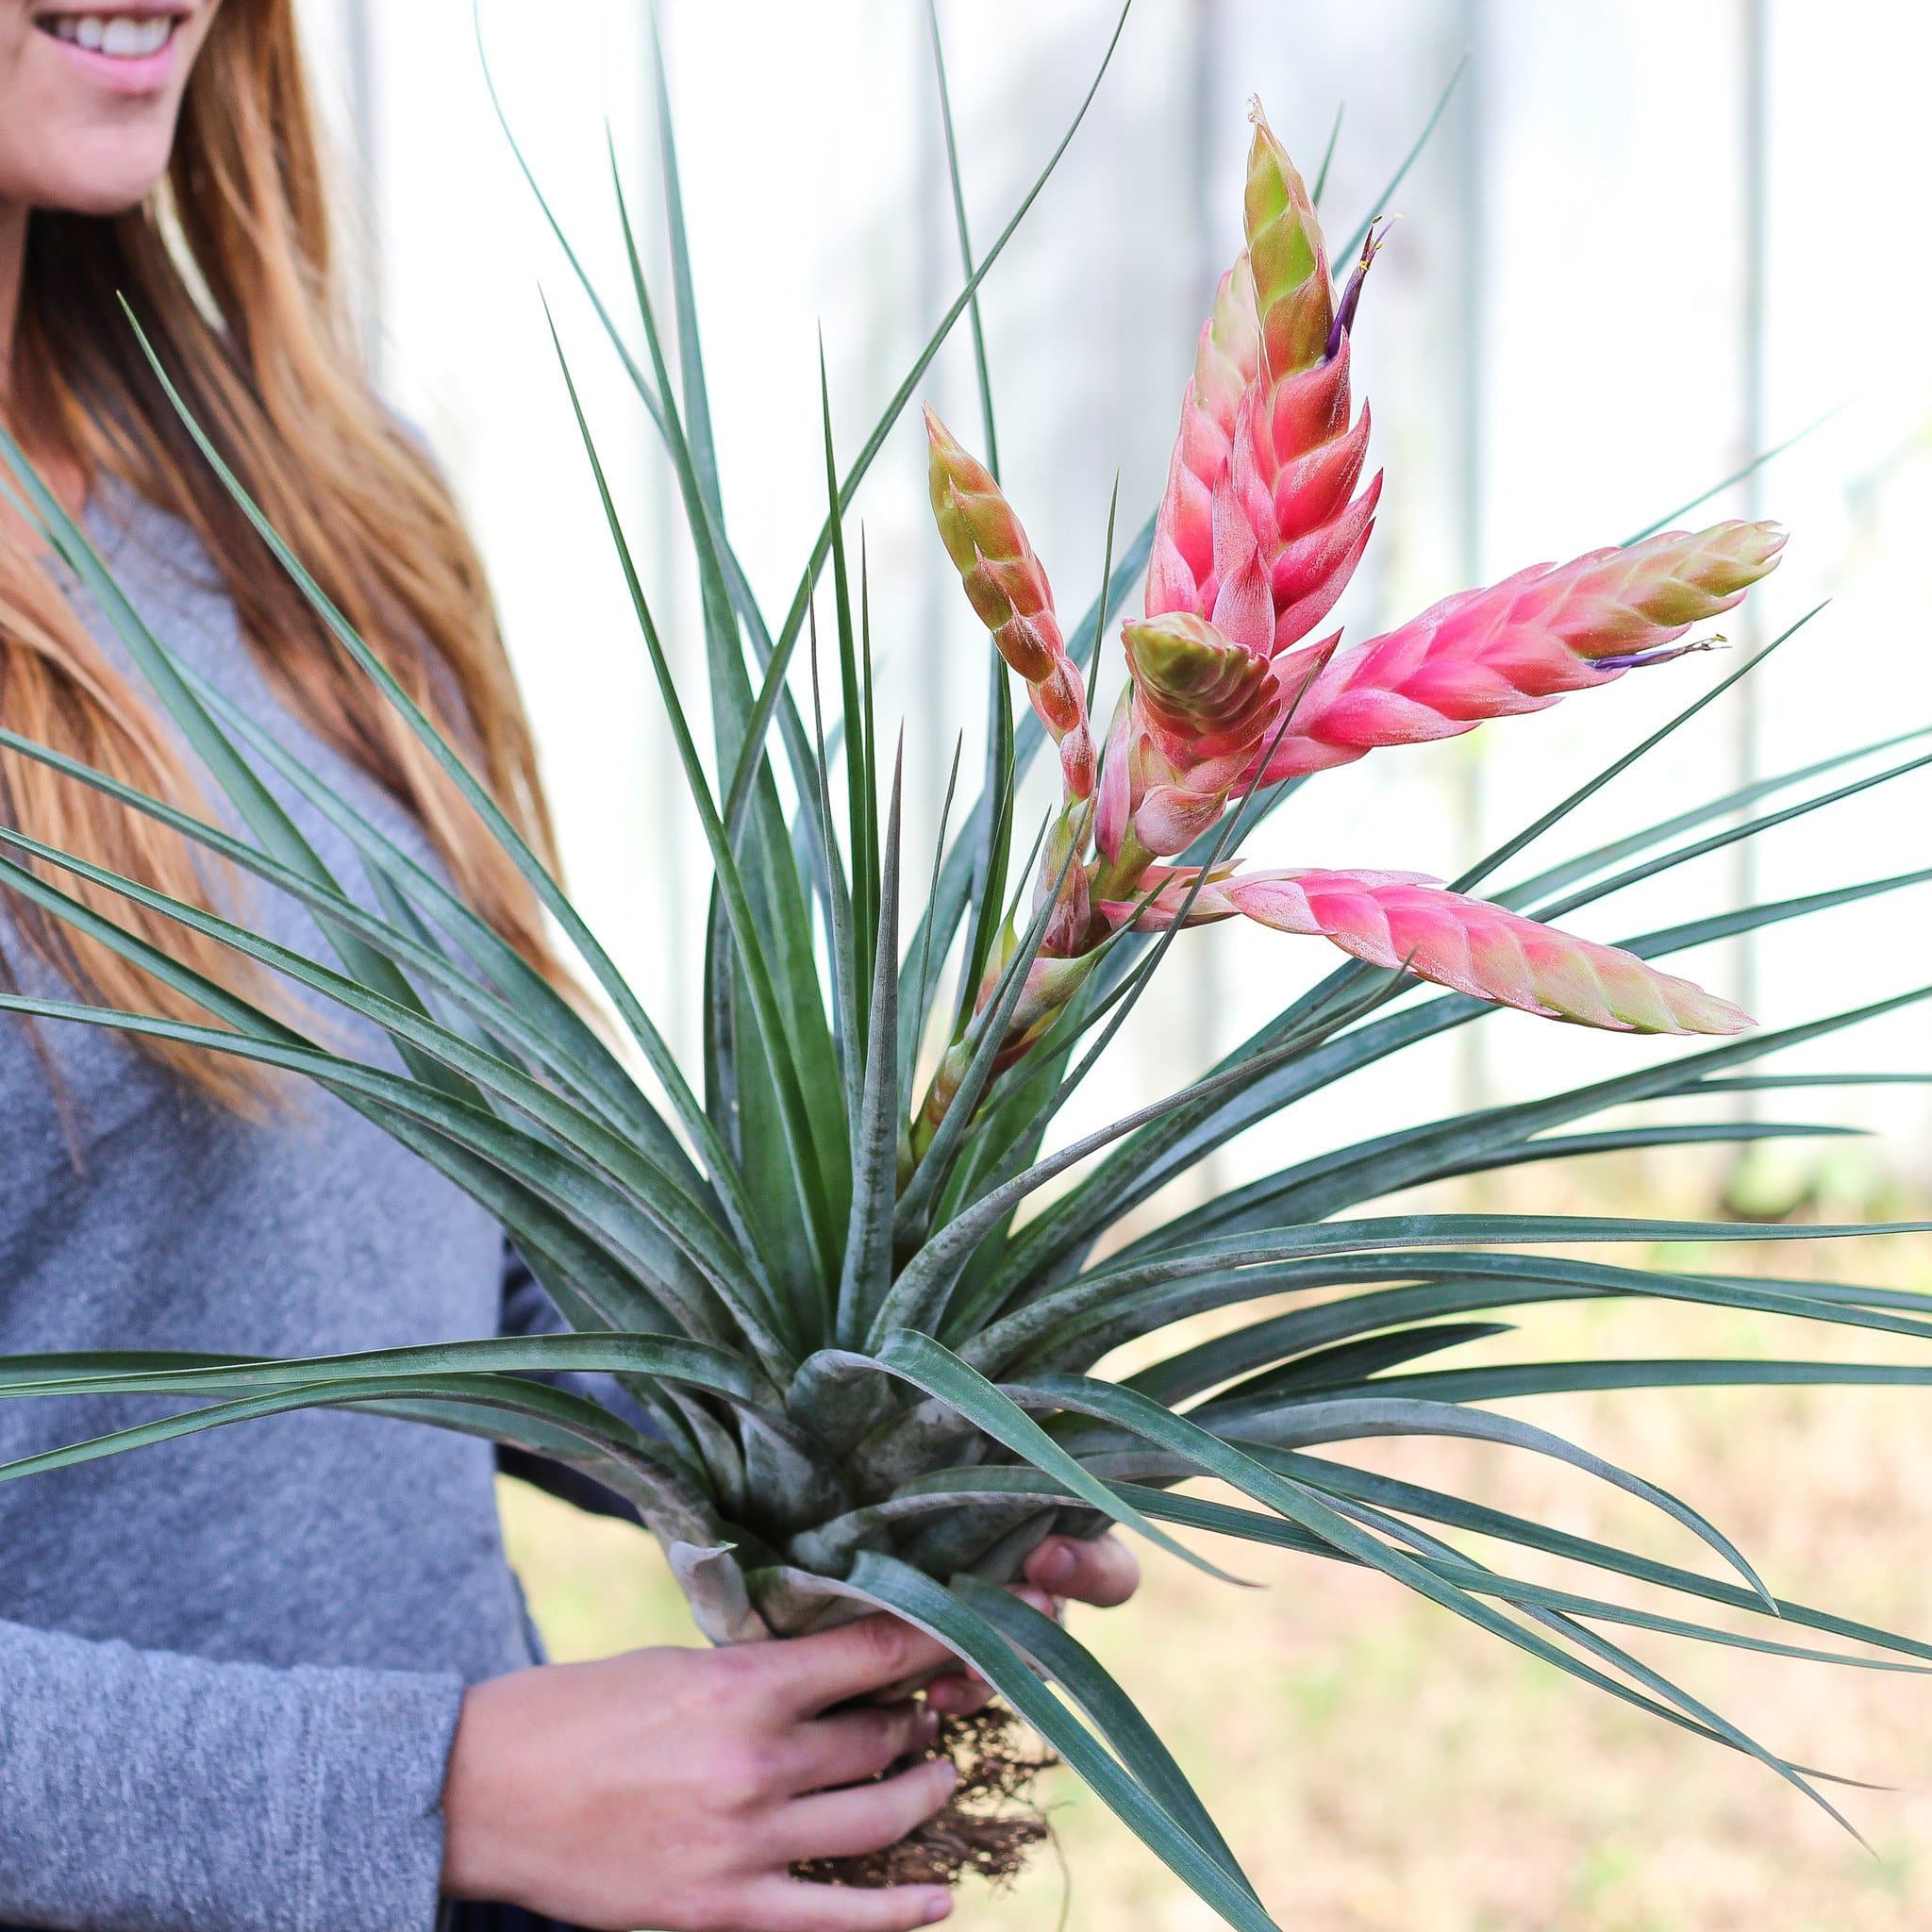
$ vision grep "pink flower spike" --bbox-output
[1106,862,1434,933]
[1206,458,1275,655]
[1146,106,1386,673]
[1245,99,1334,383]
[1236,287,1382,653]
[924,407,1096,803]
[1123,614,1278,765]
[1036,805,1093,958]
[1117,611,1284,856]
[1147,255,1264,625]
[1216,870,1753,1036]
[1250,519,1787,786]
[1094,687,1135,863]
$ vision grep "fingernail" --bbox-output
[933,1757,959,1790]
[1016,1585,1057,1616]
[1031,1541,1076,1588]
[917,1707,942,1742]
[922,1892,953,1923]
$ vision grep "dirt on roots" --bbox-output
[791,1706,1058,1891]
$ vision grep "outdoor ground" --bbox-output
[501,1160,1932,1932]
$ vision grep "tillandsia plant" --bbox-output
[3,14,1932,1923]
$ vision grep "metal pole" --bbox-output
[916,0,951,879]
[1187,0,1226,1191]
[1733,0,1770,1045]
[342,0,382,380]
[1453,0,1489,1112]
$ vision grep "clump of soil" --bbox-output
[793,1705,1058,1890]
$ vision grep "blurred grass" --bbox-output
[500,1152,1932,1931]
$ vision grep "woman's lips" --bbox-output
[32,10,187,96]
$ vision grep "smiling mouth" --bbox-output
[33,10,184,59]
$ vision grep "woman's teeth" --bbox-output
[43,14,176,58]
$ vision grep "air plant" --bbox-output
[1,18,1931,1925]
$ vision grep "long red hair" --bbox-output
[0,0,566,1108]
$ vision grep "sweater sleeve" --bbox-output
[0,1615,463,1932]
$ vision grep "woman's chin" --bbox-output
[11,133,175,218]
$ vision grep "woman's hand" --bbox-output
[443,1609,968,1931]
[441,1533,1141,1932]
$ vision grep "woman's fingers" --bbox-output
[790,1701,939,1793]
[924,1673,994,1718]
[743,1546,1135,1734]
[757,1614,961,1718]
[735,1874,953,1931]
[1024,1532,1141,1607]
[780,1757,959,1862]
[924,1578,1059,1716]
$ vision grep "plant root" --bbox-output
[792,1705,1058,1891]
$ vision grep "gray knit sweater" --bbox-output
[0,480,615,1931]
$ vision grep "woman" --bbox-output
[0,6,1139,1930]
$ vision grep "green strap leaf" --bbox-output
[855,1333,1246,1583]
[0,422,462,1098]
[605,152,846,1238]
[949,1575,1261,1903]
[1532,743,1932,926]
[1268,1450,1932,1668]
[796,1466,1929,1683]
[1119,1255,1932,1407]
[117,306,777,1282]
[1063,1209,1932,1313]
[718,2,1135,858]
[179,677,699,1171]
[1010,949,1930,1313]
[1342,1358,1932,1403]
[890,833,1086,1251]
[0,843,790,1361]
[0,1373,711,1535]
[0,719,658,1152]
[1122,1483,1928,1675]
[836,758,904,1343]
[0,988,763,1358]
[484,24,835,925]
[843,1552,1284,1932]
[1118,986,1932,1259]
[1624,408,1841,544]
[1198,1320,1514,1403]
[1025,1374,1774,1609]
[925,0,999,474]
[1498,723,1932,916]
[900,734,964,1119]
[944,1375,1854,1819]
[546,323,841,1284]
[0,1332,765,1407]
[888,965,1416,1345]
[818,355,874,1010]
[807,606,865,1140]
[1304,1485,1862,1824]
